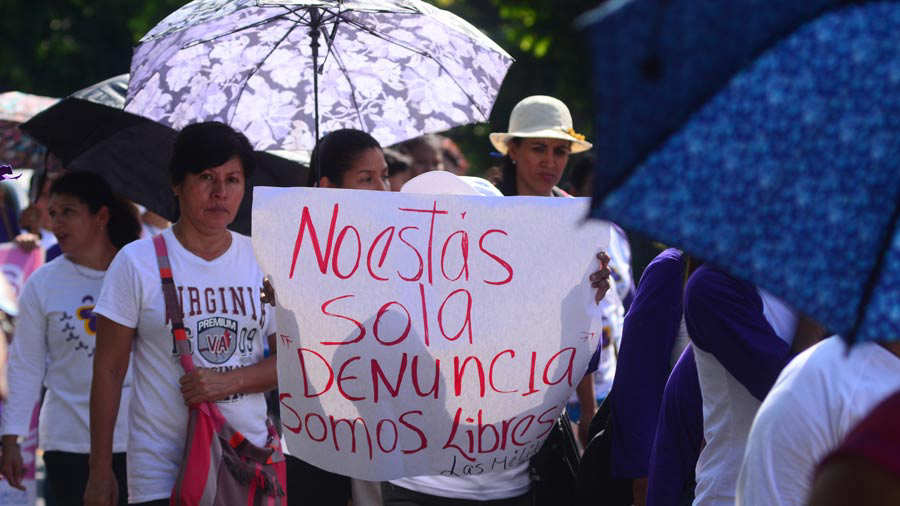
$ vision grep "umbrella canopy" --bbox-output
[585,1,900,344]
[124,0,513,152]
[22,75,309,235]
[579,0,842,200]
[0,91,58,169]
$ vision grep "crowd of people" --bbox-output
[0,92,896,506]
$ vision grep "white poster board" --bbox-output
[252,187,609,480]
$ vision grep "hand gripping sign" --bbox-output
[252,186,609,480]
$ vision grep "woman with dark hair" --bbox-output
[490,96,592,198]
[384,148,414,192]
[393,134,444,176]
[308,128,388,190]
[290,127,393,506]
[85,122,277,506]
[0,171,140,506]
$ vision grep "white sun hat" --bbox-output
[400,170,502,197]
[489,95,593,155]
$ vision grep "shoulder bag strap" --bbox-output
[152,234,195,374]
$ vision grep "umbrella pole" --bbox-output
[309,7,322,185]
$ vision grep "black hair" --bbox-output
[497,138,522,196]
[49,171,141,249]
[383,148,412,177]
[308,129,382,187]
[568,153,595,196]
[168,122,256,186]
[394,134,442,155]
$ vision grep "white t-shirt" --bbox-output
[95,229,273,503]
[0,256,130,452]
[692,288,797,506]
[736,337,900,506]
[390,463,531,501]
[393,226,631,501]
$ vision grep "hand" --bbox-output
[590,251,612,304]
[179,367,235,405]
[260,276,277,307]
[0,437,24,490]
[13,232,40,252]
[83,468,119,506]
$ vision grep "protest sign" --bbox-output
[252,186,609,480]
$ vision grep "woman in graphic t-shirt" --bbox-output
[0,172,141,505]
[85,122,277,506]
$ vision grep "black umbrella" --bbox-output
[21,74,308,235]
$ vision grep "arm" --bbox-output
[684,266,791,400]
[179,349,277,404]
[0,279,47,490]
[610,248,686,478]
[180,287,278,404]
[575,374,597,446]
[84,316,134,506]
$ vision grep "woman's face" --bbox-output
[324,148,390,191]
[174,156,245,234]
[49,194,107,256]
[388,169,412,192]
[507,137,571,196]
[408,142,443,175]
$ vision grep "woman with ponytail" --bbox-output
[1,171,140,506]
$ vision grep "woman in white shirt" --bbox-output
[85,122,278,506]
[0,171,141,505]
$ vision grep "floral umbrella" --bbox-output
[125,0,514,155]
[0,91,58,169]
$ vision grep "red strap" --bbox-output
[153,234,195,373]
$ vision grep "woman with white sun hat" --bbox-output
[490,95,592,198]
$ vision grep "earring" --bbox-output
[511,159,517,165]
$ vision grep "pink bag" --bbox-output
[153,235,286,506]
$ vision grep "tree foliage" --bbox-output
[0,0,603,173]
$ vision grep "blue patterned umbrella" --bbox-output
[585,1,900,343]
[124,0,513,154]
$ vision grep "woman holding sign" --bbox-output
[292,127,393,506]
[383,164,614,504]
[1,172,141,505]
[84,122,279,506]
[492,95,628,443]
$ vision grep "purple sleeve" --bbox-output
[684,266,791,401]
[610,248,685,478]
[646,347,703,506]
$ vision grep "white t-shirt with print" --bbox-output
[0,256,130,452]
[95,229,273,503]
[736,337,900,506]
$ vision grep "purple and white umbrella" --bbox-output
[125,0,513,153]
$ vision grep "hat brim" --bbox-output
[489,130,593,155]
